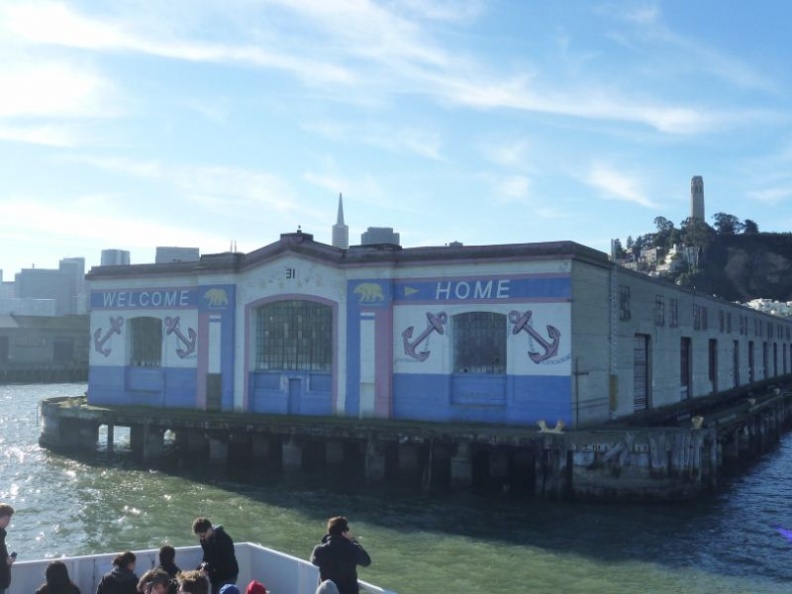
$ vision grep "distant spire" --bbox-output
[336,192,345,225]
[332,192,349,249]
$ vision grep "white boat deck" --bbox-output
[8,543,395,594]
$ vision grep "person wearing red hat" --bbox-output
[244,580,266,594]
[309,517,371,594]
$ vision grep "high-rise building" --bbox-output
[361,227,400,246]
[690,175,705,222]
[332,193,349,250]
[101,249,131,266]
[14,257,85,316]
[155,247,200,263]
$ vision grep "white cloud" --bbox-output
[495,175,531,200]
[482,139,532,168]
[0,59,116,119]
[0,1,760,138]
[747,187,792,204]
[585,164,656,208]
[0,123,82,147]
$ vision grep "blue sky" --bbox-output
[2,1,791,277]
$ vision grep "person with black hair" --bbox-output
[96,551,138,594]
[310,516,371,594]
[192,518,238,594]
[35,561,80,594]
[156,546,181,579]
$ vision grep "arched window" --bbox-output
[453,312,506,374]
[128,316,162,367]
[256,300,332,371]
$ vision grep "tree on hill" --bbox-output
[744,219,759,234]
[653,216,677,249]
[712,212,745,235]
[680,217,715,248]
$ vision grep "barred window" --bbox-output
[702,307,709,330]
[655,295,665,327]
[256,300,332,371]
[619,285,631,321]
[693,304,701,331]
[719,310,725,333]
[453,312,506,374]
[129,316,162,367]
[727,312,732,334]
[670,298,679,328]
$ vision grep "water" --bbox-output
[3,384,792,594]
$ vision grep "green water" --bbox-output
[3,384,792,593]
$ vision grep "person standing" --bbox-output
[0,504,14,594]
[96,551,138,594]
[310,516,371,594]
[192,518,238,594]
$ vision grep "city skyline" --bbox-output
[3,2,792,276]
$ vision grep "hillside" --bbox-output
[682,233,792,302]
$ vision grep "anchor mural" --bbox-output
[402,311,447,361]
[93,316,124,357]
[508,310,561,363]
[164,316,197,358]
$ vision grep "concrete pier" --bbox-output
[450,443,472,486]
[37,384,792,503]
[365,440,386,481]
[282,438,303,472]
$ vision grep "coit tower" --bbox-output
[690,176,705,222]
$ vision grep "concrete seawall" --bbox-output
[38,386,792,502]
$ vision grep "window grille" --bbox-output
[453,312,506,374]
[669,298,679,328]
[654,295,665,327]
[256,300,332,371]
[129,316,162,367]
[619,285,631,321]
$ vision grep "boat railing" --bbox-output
[8,543,395,594]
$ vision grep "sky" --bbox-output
[2,1,792,278]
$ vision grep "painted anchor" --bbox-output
[402,312,448,362]
[164,316,197,358]
[93,316,124,357]
[508,310,561,363]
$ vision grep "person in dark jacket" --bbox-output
[156,546,180,594]
[310,516,371,594]
[36,561,81,594]
[0,503,14,594]
[156,546,181,579]
[96,551,138,594]
[192,518,238,594]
